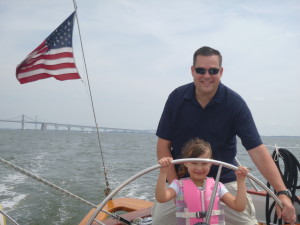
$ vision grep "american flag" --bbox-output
[16,12,81,84]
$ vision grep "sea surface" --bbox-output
[0,130,299,225]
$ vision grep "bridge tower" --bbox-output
[41,123,47,130]
[21,114,25,130]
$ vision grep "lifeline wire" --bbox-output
[0,157,96,208]
[72,0,111,196]
[0,157,132,224]
[0,208,19,225]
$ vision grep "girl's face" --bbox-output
[184,152,212,182]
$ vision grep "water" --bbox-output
[0,130,299,225]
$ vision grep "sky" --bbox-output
[0,0,299,136]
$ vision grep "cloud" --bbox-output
[0,0,299,135]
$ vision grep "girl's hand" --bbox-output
[235,166,249,180]
[159,157,173,173]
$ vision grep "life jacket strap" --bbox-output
[176,209,224,219]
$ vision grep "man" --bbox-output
[152,46,296,225]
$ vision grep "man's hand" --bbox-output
[275,194,296,224]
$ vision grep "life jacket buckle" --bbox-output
[196,211,206,218]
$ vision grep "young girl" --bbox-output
[155,138,249,225]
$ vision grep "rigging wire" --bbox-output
[72,0,111,196]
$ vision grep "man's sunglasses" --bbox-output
[194,67,220,75]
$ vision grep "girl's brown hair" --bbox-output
[177,138,212,178]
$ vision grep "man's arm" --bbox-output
[248,144,296,223]
[157,137,178,184]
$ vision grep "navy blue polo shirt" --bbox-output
[156,82,262,183]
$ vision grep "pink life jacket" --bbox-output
[175,178,225,225]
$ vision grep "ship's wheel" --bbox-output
[86,158,283,225]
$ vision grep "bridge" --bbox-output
[0,115,155,134]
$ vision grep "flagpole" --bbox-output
[72,0,111,196]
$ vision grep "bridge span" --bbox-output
[0,115,155,134]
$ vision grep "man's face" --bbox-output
[191,55,223,97]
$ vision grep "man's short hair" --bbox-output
[193,46,222,67]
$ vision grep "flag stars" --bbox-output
[46,15,74,49]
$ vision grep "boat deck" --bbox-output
[79,198,154,225]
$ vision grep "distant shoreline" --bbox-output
[0,127,156,134]
[1,128,299,137]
